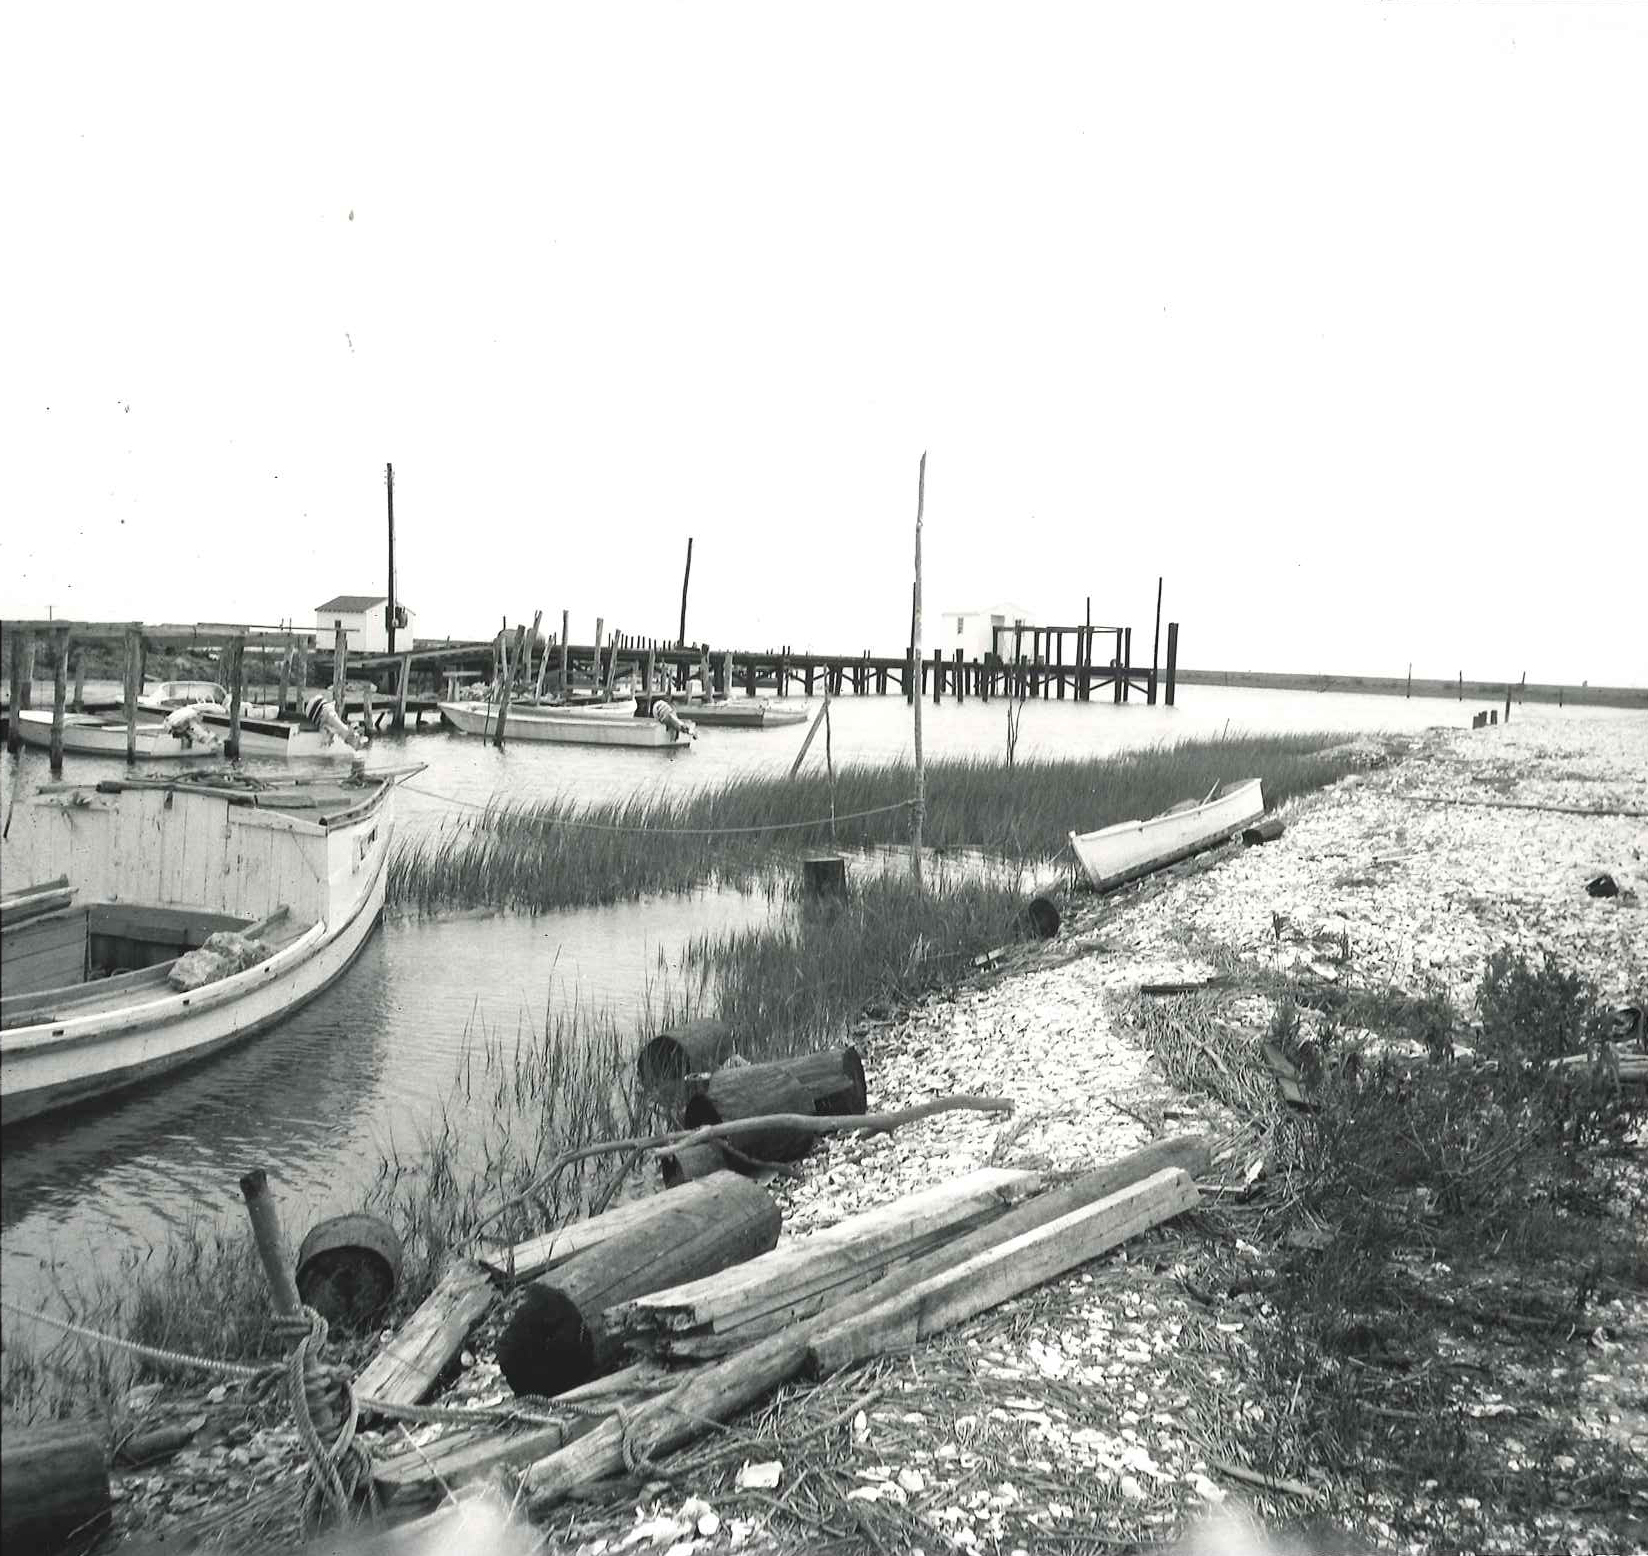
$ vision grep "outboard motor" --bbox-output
[305,693,371,750]
[651,700,696,740]
[163,705,222,751]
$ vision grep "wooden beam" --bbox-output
[355,1257,496,1411]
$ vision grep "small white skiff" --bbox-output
[0,766,415,1126]
[438,700,695,750]
[1069,778,1265,892]
[12,708,223,760]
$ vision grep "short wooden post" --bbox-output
[49,625,70,776]
[592,618,604,695]
[124,627,142,763]
[1112,629,1123,704]
[6,630,24,755]
[558,611,571,697]
[802,856,848,900]
[495,628,513,749]
[932,646,942,706]
[1164,622,1179,706]
[239,1169,344,1457]
[1406,662,1412,699]
[719,651,732,699]
[21,637,37,709]
[70,647,85,713]
[1458,671,1463,702]
[277,637,292,713]
[776,653,788,697]
[746,658,758,698]
[1149,578,1162,705]
[225,638,244,759]
[955,646,965,704]
[1122,627,1132,702]
[644,647,655,693]
[1504,685,1511,724]
[295,637,309,708]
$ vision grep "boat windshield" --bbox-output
[148,682,230,707]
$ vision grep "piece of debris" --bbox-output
[1585,873,1618,898]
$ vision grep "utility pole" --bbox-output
[385,462,397,656]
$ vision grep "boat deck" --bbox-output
[2,909,313,1030]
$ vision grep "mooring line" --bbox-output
[399,781,915,835]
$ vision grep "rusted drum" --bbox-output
[296,1213,403,1333]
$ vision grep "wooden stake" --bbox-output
[6,629,23,755]
[125,627,141,764]
[240,1169,343,1447]
[560,611,570,697]
[225,638,244,759]
[70,646,85,713]
[332,624,347,715]
[494,620,513,749]
[1150,578,1162,705]
[912,452,925,890]
[49,625,69,776]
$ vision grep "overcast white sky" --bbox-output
[3,2,1644,684]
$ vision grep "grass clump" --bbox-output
[1137,947,1645,1550]
[389,732,1369,914]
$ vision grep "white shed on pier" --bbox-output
[938,603,1039,662]
[313,595,414,656]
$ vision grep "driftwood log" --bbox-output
[495,1171,780,1399]
[659,1140,732,1188]
[1242,818,1285,846]
[0,1418,111,1555]
[524,1133,1210,1508]
[355,1258,495,1413]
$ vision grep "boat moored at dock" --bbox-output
[438,699,695,750]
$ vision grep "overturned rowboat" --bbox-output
[1069,778,1265,892]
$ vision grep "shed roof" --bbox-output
[315,594,388,613]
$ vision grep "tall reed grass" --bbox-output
[390,732,1363,914]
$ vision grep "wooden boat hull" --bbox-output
[1068,778,1265,892]
[0,778,398,1126]
[437,701,693,750]
[13,710,218,760]
[192,709,345,760]
[679,701,808,729]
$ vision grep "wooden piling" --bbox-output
[278,635,292,713]
[0,1417,112,1554]
[21,637,37,710]
[1165,622,1179,706]
[678,537,694,646]
[49,625,69,776]
[1149,578,1162,704]
[124,627,141,763]
[1504,685,1511,724]
[8,629,26,754]
[69,647,85,713]
[1122,628,1132,702]
[494,625,513,749]
[225,638,244,759]
[719,652,733,699]
[394,652,411,731]
[912,452,926,891]
[295,637,309,710]
[332,624,347,713]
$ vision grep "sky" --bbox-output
[3,2,1644,686]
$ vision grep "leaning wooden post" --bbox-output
[678,536,694,646]
[7,628,25,755]
[49,625,70,777]
[1165,621,1179,707]
[495,624,513,750]
[239,1170,344,1451]
[1149,577,1163,705]
[225,638,245,759]
[124,626,142,763]
[70,646,85,713]
[911,451,926,890]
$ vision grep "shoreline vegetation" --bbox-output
[388,732,1364,915]
[3,733,1364,1424]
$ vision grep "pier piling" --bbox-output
[49,626,69,776]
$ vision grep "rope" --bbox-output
[0,1298,267,1380]
[400,781,916,836]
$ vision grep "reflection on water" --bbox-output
[2,687,1637,1316]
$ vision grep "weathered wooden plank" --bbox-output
[612,1166,1042,1338]
[354,1258,496,1411]
[808,1169,1199,1374]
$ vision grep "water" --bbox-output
[3,685,1637,1322]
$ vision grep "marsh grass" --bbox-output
[389,732,1368,913]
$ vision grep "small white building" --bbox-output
[938,603,1040,662]
[313,594,414,657]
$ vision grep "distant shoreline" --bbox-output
[1172,667,1646,710]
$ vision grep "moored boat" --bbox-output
[669,699,808,730]
[437,699,695,750]
[12,707,222,760]
[1068,778,1266,892]
[0,765,414,1126]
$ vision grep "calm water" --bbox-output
[2,686,1636,1318]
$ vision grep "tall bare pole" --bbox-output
[911,452,926,888]
[678,537,694,647]
[385,462,397,657]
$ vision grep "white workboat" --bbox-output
[0,766,412,1126]
[671,699,808,730]
[1069,778,1266,892]
[141,681,362,760]
[438,699,695,750]
[12,708,222,760]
